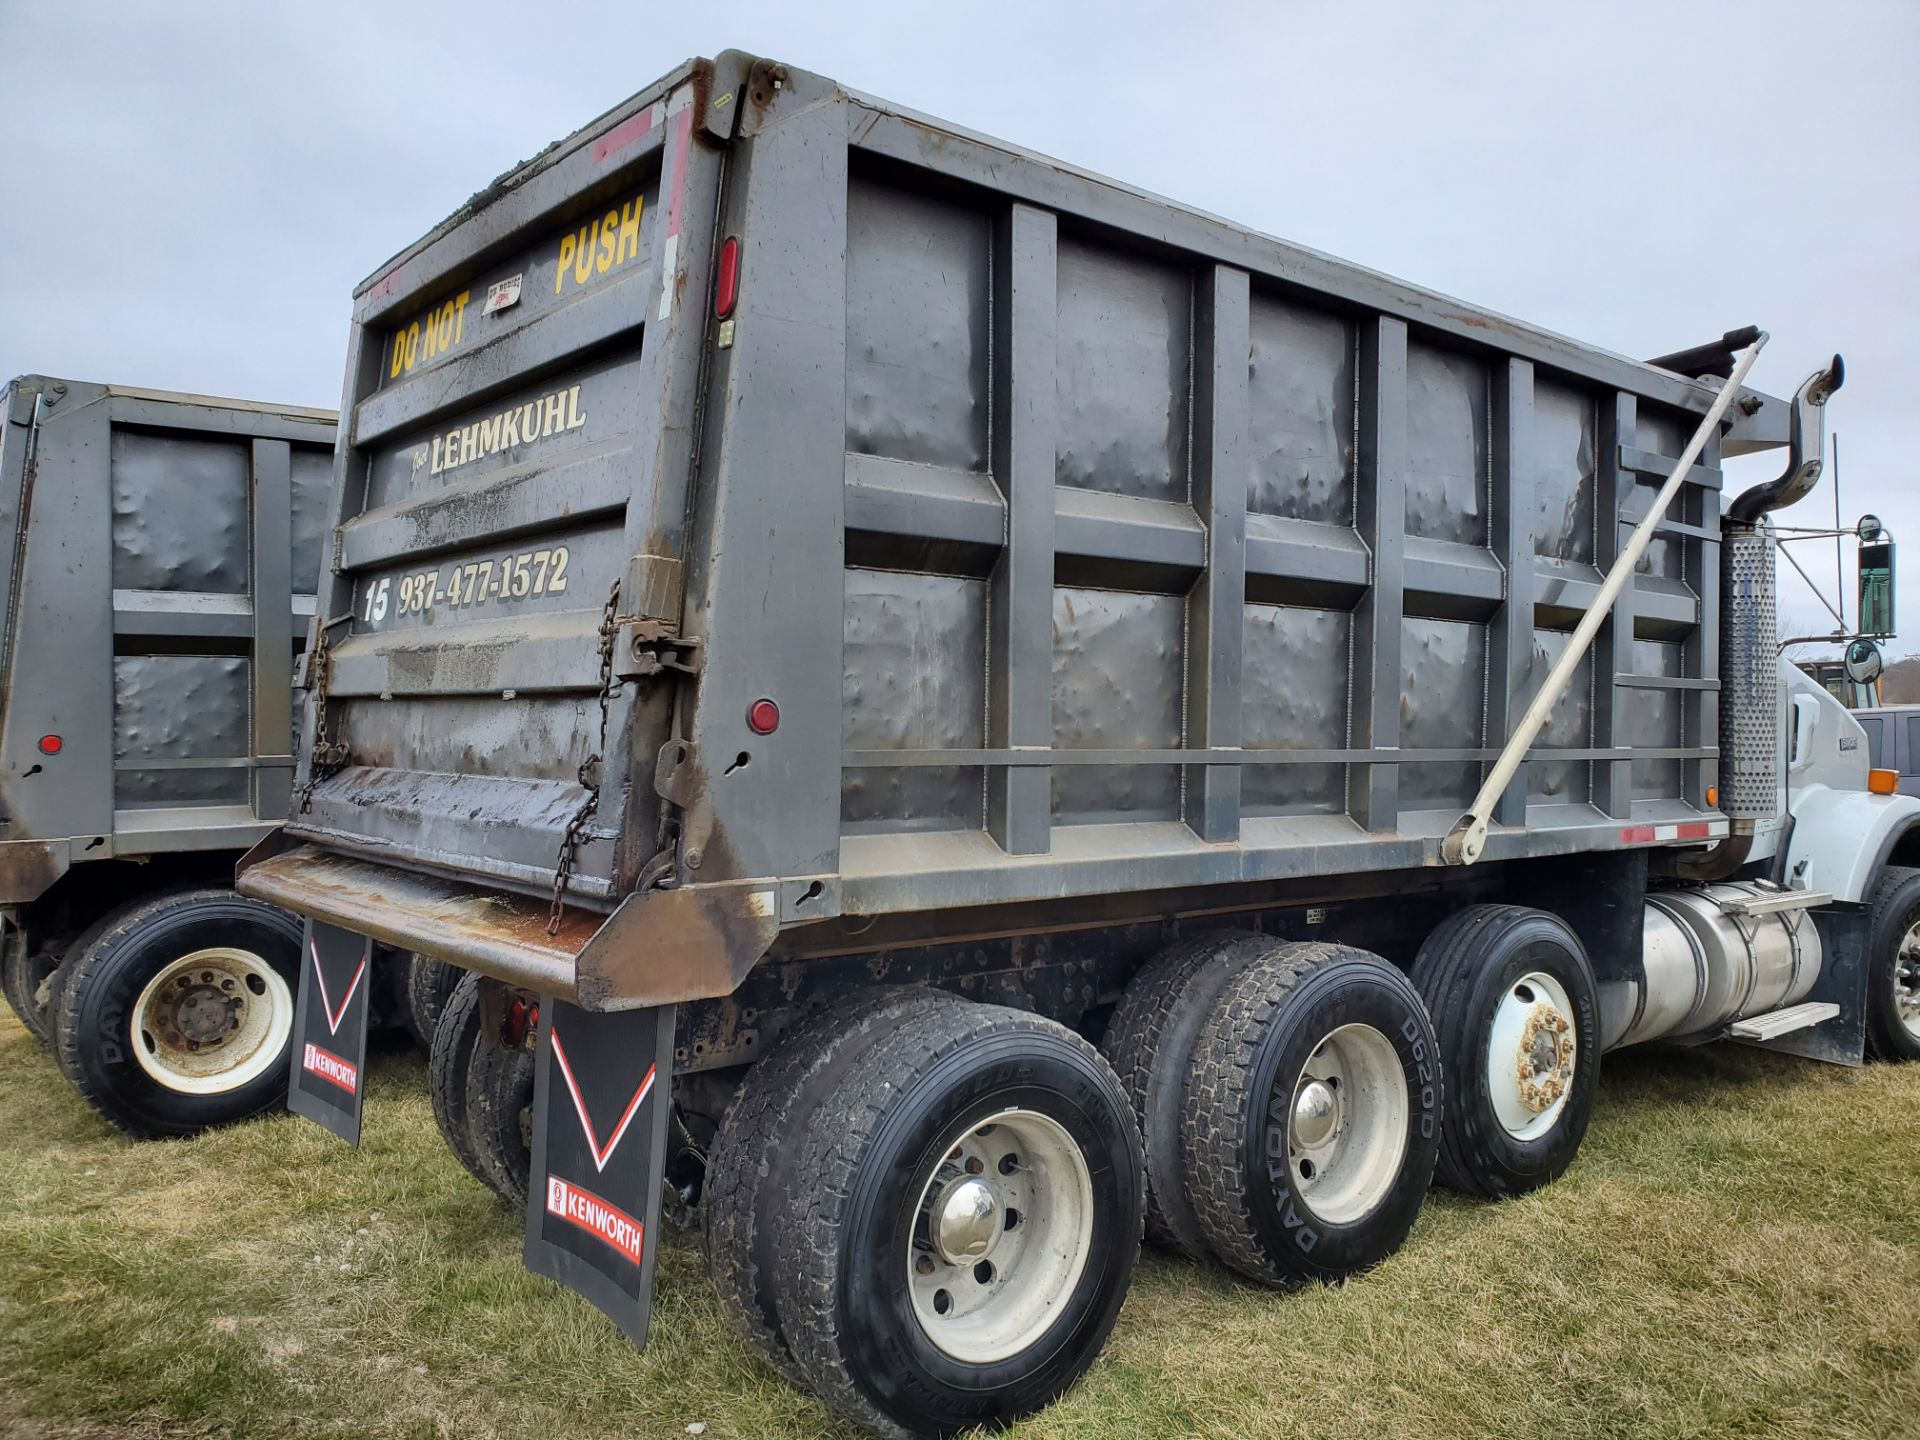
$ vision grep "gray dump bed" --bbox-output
[0,377,337,904]
[239,51,1793,1009]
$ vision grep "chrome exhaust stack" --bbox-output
[1691,354,1846,858]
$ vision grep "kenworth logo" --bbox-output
[302,1042,358,1095]
[546,1176,645,1267]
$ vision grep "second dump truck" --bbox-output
[238,51,1920,1439]
[0,376,357,1136]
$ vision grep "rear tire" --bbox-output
[5,901,141,1050]
[1864,866,1920,1062]
[1185,942,1440,1287]
[53,889,302,1138]
[1100,929,1266,1256]
[703,987,959,1387]
[1410,905,1599,1197]
[770,1001,1143,1439]
[2,931,60,1047]
[429,974,494,1191]
[401,954,461,1051]
[466,1018,535,1208]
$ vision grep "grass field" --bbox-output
[1,1012,1915,1440]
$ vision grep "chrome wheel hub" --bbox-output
[1488,971,1577,1139]
[1896,923,1920,1040]
[1292,1077,1339,1150]
[907,1108,1094,1364]
[1287,1024,1409,1226]
[929,1174,1002,1265]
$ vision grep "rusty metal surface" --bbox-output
[237,839,586,997]
[0,840,67,906]
[575,876,783,1010]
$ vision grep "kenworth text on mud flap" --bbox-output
[235,51,1920,1439]
[0,376,412,1137]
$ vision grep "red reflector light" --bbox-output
[746,698,779,735]
[37,734,62,756]
[715,236,740,318]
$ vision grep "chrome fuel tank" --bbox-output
[1603,882,1823,1049]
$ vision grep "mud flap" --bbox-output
[288,921,373,1144]
[523,999,675,1348]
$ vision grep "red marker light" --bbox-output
[715,236,740,318]
[37,734,62,756]
[746,698,779,735]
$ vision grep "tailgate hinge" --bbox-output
[614,618,702,680]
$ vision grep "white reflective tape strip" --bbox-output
[746,889,776,918]
[666,85,695,116]
[656,234,680,321]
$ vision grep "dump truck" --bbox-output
[236,52,1920,1439]
[0,376,397,1137]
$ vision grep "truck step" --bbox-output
[1713,888,1831,918]
[1729,1002,1840,1041]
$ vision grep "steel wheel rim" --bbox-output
[130,947,291,1095]
[1896,922,1920,1041]
[1288,1023,1408,1225]
[907,1107,1094,1364]
[1487,970,1577,1139]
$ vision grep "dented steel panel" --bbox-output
[241,50,1797,1008]
[0,376,336,904]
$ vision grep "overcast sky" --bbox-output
[2,2,1914,648]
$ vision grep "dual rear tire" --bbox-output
[2,929,63,1047]
[428,971,536,1206]
[1105,933,1442,1287]
[706,993,1142,1440]
[52,890,303,1138]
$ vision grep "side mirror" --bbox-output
[1844,637,1884,686]
[1859,539,1896,639]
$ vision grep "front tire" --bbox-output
[770,1001,1143,1439]
[52,889,302,1138]
[1864,866,1920,1062]
[1410,905,1599,1197]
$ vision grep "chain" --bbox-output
[549,579,623,935]
[297,618,352,815]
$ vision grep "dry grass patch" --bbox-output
[1,1013,1916,1438]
